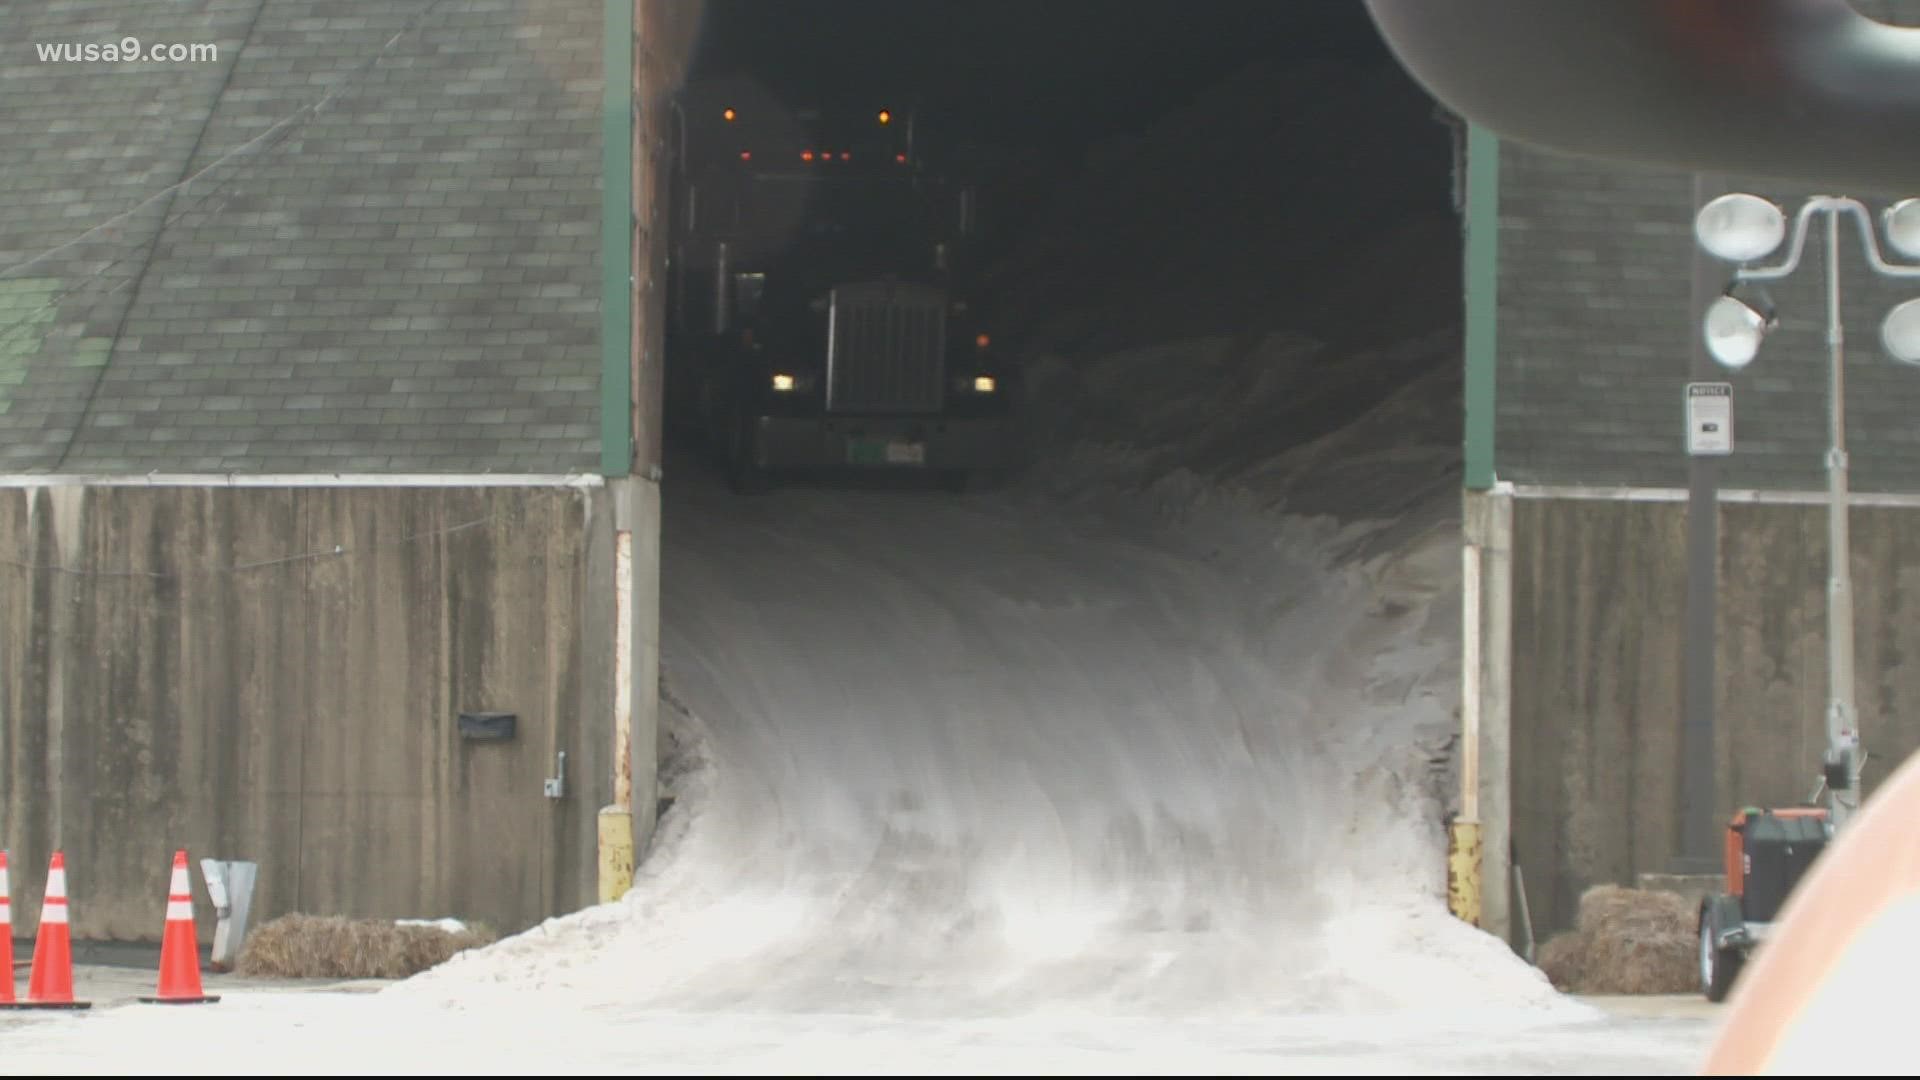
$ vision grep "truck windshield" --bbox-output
[689,171,952,282]
[738,174,941,242]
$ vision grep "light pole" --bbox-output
[1695,193,1920,830]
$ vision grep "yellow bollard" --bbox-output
[1448,817,1483,926]
[598,806,635,904]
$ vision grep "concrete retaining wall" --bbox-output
[0,482,613,941]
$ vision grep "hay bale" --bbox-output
[1534,885,1698,994]
[1536,929,1591,991]
[236,914,497,979]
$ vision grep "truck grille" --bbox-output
[826,282,947,414]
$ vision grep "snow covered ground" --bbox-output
[0,986,1713,1074]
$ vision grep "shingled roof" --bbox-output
[0,0,605,474]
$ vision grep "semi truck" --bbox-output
[664,79,1016,493]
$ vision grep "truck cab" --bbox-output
[665,81,1016,492]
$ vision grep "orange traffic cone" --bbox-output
[138,850,218,1005]
[0,850,14,1005]
[0,851,90,1010]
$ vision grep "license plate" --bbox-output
[848,438,925,466]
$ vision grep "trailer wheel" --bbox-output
[1700,896,1745,1002]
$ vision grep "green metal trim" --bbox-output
[1463,123,1500,491]
[600,0,633,477]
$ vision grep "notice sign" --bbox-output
[1687,382,1733,455]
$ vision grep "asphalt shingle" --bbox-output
[0,0,604,473]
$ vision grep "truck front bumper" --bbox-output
[746,414,1013,471]
[1717,919,1772,950]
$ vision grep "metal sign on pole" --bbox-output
[1686,382,1734,456]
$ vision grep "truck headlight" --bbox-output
[972,375,996,394]
[772,373,797,392]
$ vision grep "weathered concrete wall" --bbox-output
[0,482,613,941]
[1510,495,1920,935]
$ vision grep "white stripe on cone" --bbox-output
[46,867,65,897]
[165,900,193,920]
[168,865,189,895]
[41,900,68,925]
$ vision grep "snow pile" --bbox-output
[397,472,1560,1020]
[994,57,1464,545]
[1017,327,1460,545]
[985,59,1459,360]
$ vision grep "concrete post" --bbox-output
[602,478,661,904]
[601,522,637,904]
[1464,485,1515,946]
[1450,542,1484,927]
